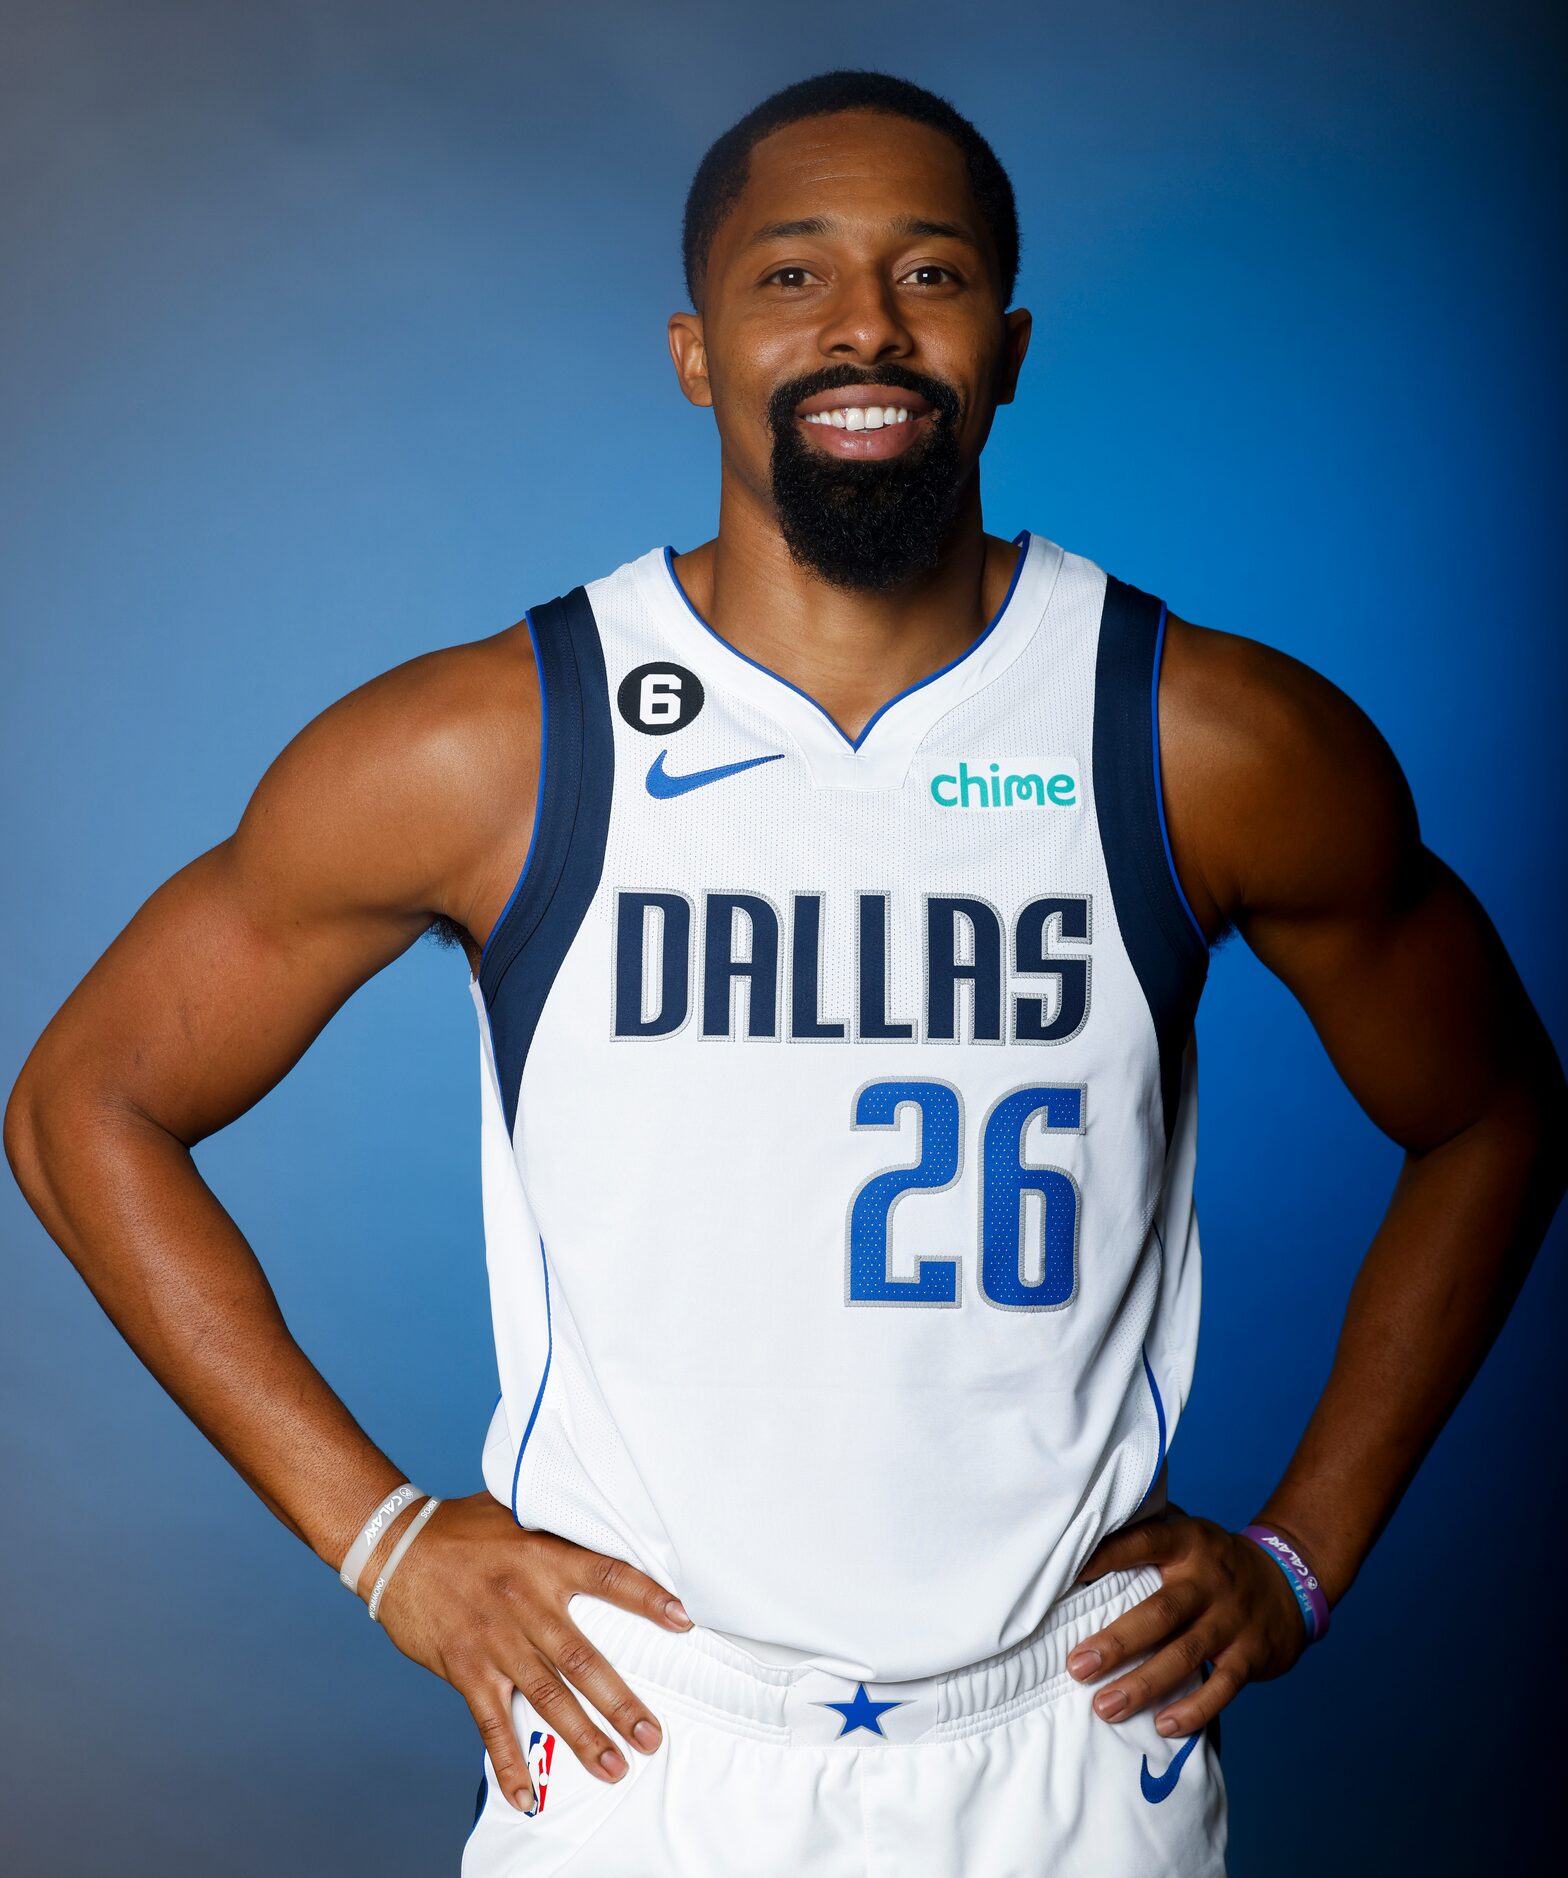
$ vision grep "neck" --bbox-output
[670,475,1022,744]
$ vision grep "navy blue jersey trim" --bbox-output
[1092,575,1209,1145]
[479,585,614,1137]
[476,611,549,984]
[1150,602,1210,950]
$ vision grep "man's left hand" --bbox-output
[1067,1515,1315,1737]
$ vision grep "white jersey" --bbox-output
[469,530,1211,1681]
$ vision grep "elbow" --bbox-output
[4,1052,91,1215]
[1534,1050,1568,1199]
[1459,1077,1568,1240]
[8,1051,169,1229]
[1516,1078,1568,1229]
[4,1064,48,1205]
[1543,1098,1568,1212]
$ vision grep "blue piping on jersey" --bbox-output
[1136,1344,1168,1511]
[661,530,1033,753]
[476,610,550,982]
[1150,601,1209,950]
[509,1236,554,1527]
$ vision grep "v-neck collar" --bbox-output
[634,530,1064,790]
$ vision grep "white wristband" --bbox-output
[339,1482,424,1594]
[367,1496,442,1624]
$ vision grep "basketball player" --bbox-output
[7,69,1565,1877]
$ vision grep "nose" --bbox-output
[817,268,914,365]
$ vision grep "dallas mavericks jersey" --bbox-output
[469,530,1210,1681]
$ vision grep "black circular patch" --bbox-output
[616,662,705,736]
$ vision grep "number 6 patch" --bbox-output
[617,662,705,736]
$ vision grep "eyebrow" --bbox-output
[744,214,978,249]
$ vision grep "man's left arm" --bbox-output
[1070,614,1568,1738]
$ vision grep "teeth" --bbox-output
[802,403,919,428]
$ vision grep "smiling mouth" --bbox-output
[790,385,938,456]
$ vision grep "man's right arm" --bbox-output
[4,624,687,1809]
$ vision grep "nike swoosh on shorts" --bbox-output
[1140,1730,1202,1804]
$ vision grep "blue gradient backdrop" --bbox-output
[3,2,1563,1871]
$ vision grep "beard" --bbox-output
[765,364,967,593]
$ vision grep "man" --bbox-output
[6,66,1564,1878]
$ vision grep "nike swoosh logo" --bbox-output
[645,749,784,799]
[1140,1730,1201,1804]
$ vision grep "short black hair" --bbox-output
[681,69,1020,310]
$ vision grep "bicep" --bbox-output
[1240,839,1539,1153]
[1197,634,1549,1152]
[36,832,429,1146]
[19,633,537,1147]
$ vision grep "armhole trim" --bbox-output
[1150,601,1211,953]
[478,586,614,1137]
[476,610,548,984]
[1092,574,1210,1147]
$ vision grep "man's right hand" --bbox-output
[367,1492,692,1812]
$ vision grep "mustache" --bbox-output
[765,363,962,432]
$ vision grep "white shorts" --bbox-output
[460,1562,1228,1876]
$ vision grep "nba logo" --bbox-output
[524,1729,556,1816]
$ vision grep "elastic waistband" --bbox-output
[567,1564,1161,1749]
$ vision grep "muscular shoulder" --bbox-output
[228,621,540,959]
[1157,613,1423,941]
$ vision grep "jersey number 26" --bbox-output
[847,1079,1083,1312]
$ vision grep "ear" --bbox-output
[996,306,1032,406]
[667,311,713,409]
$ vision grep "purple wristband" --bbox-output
[1239,1525,1332,1644]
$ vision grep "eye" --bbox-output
[901,264,959,287]
[764,265,818,289]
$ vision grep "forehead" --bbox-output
[723,110,981,249]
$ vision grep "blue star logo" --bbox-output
[815,1681,908,1738]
